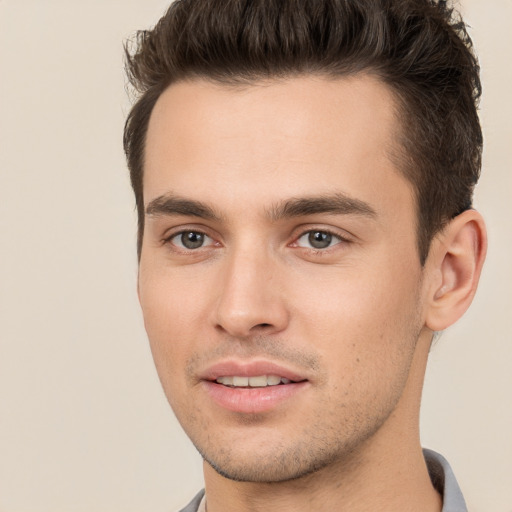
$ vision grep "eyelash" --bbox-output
[163,229,216,251]
[293,228,349,252]
[162,227,351,254]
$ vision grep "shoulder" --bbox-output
[177,489,205,512]
[423,448,468,512]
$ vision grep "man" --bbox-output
[123,1,486,510]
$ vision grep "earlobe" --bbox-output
[425,209,487,332]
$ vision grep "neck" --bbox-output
[203,332,442,512]
[203,434,441,512]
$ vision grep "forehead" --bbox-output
[144,75,412,221]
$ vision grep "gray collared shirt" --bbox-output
[179,449,467,512]
[423,448,468,512]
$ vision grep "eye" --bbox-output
[296,230,343,250]
[169,231,214,250]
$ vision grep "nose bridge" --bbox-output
[213,238,288,337]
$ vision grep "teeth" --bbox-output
[266,375,281,386]
[232,376,249,386]
[215,375,293,387]
[248,375,267,387]
[216,376,233,386]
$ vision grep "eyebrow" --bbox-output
[145,192,377,222]
[145,194,222,221]
[268,193,377,221]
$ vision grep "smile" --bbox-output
[199,360,310,413]
[215,375,293,387]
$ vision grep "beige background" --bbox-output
[0,1,510,510]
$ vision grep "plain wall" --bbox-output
[0,1,510,510]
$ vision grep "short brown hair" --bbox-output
[124,0,482,264]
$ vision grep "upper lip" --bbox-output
[199,360,308,382]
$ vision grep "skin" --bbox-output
[138,75,486,511]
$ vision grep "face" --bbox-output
[139,75,430,483]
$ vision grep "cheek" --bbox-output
[139,265,208,334]
[138,268,210,387]
[293,265,423,423]
[290,257,423,363]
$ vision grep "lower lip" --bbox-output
[202,381,309,414]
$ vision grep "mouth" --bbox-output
[200,361,309,414]
[214,375,298,388]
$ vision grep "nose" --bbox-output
[212,246,290,338]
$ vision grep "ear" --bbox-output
[425,209,487,332]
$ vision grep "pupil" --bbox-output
[182,232,204,249]
[308,231,332,249]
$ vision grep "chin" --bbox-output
[196,437,346,484]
